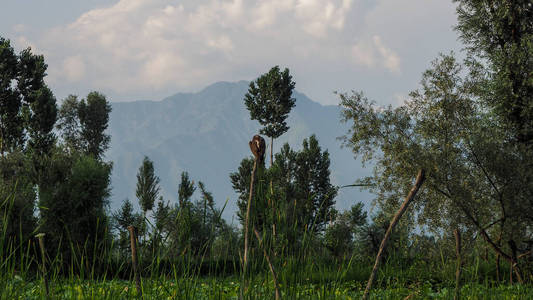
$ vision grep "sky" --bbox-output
[1,0,462,106]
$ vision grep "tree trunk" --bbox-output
[270,136,274,167]
[128,226,142,297]
[454,229,462,300]
[362,169,426,300]
[241,159,258,298]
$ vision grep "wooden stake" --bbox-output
[362,169,426,300]
[254,228,281,300]
[35,233,49,298]
[454,229,462,300]
[128,225,142,297]
[241,158,258,299]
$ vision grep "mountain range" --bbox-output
[106,81,372,221]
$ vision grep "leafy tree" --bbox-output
[231,135,337,252]
[56,95,82,151]
[78,92,112,158]
[151,197,171,252]
[339,53,533,276]
[113,198,143,255]
[455,0,533,144]
[0,151,36,244]
[324,203,367,258]
[136,156,160,218]
[244,66,296,165]
[153,198,171,235]
[292,135,337,233]
[0,38,24,155]
[178,171,195,207]
[169,178,225,256]
[0,37,57,161]
[26,86,57,160]
[39,148,112,264]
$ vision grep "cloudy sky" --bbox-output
[1,0,461,106]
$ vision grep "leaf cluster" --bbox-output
[244,66,296,139]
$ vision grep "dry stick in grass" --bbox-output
[128,225,142,297]
[454,229,462,300]
[362,169,426,300]
[254,228,281,300]
[35,233,49,298]
[241,158,258,298]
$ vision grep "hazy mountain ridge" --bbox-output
[106,81,371,220]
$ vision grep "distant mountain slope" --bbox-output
[106,81,372,221]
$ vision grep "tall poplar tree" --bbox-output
[136,156,160,218]
[78,92,112,158]
[244,66,296,166]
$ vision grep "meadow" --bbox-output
[2,220,533,300]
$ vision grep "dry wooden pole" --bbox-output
[362,169,426,300]
[35,233,49,298]
[254,228,281,300]
[454,229,462,300]
[128,225,142,297]
[241,158,258,298]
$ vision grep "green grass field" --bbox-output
[4,277,533,299]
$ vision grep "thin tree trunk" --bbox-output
[449,198,523,283]
[128,226,142,297]
[36,233,50,299]
[454,229,462,300]
[509,240,519,284]
[254,228,281,300]
[269,136,277,245]
[496,254,501,282]
[362,169,426,300]
[270,136,273,167]
[241,159,258,299]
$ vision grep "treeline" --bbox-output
[1,0,533,285]
[0,37,113,273]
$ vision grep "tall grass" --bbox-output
[2,187,533,299]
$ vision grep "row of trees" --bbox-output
[0,37,113,268]
[0,38,364,273]
[4,0,531,279]
[113,163,238,260]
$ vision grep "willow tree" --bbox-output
[339,53,532,281]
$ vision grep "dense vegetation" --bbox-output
[1,0,533,298]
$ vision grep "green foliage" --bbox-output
[0,151,36,243]
[169,180,228,256]
[324,203,367,258]
[339,52,533,270]
[231,135,337,254]
[112,198,143,254]
[78,92,112,158]
[0,38,24,153]
[56,95,82,151]
[57,92,112,158]
[178,171,195,207]
[0,37,57,158]
[135,156,160,215]
[455,0,533,144]
[244,66,296,140]
[38,148,112,263]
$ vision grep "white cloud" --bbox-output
[351,35,400,73]
[12,0,459,104]
[29,0,364,96]
[294,0,353,37]
[62,55,86,82]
